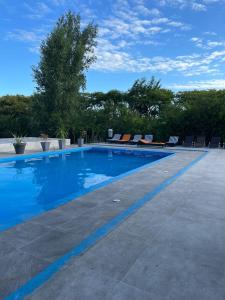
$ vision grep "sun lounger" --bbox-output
[183,136,194,147]
[139,134,165,147]
[139,134,153,144]
[118,134,131,143]
[166,136,179,147]
[107,134,122,143]
[194,136,205,147]
[129,134,142,144]
[143,141,165,147]
[209,136,220,148]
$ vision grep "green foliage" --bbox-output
[12,134,25,145]
[1,80,225,143]
[32,11,97,135]
[55,125,68,139]
[127,77,174,118]
[79,130,87,138]
[0,95,32,137]
[171,90,225,140]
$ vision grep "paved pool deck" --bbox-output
[0,146,225,299]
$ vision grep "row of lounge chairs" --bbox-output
[107,134,221,148]
[107,134,178,147]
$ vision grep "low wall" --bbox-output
[0,137,71,152]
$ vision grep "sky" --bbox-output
[1,0,225,95]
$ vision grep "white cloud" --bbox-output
[191,36,225,49]
[170,79,225,90]
[5,28,47,54]
[93,46,225,77]
[204,31,217,36]
[24,1,51,19]
[135,0,161,16]
[49,0,66,5]
[6,29,44,43]
[99,1,189,44]
[158,0,222,11]
[191,3,207,11]
[207,41,225,48]
[29,45,40,54]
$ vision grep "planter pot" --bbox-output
[13,143,26,154]
[41,141,51,152]
[77,138,84,147]
[58,139,66,149]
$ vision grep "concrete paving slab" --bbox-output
[0,250,49,298]
[108,282,152,300]
[26,265,119,300]
[21,228,88,263]
[71,231,148,281]
[0,222,52,248]
[0,238,15,257]
[122,243,225,300]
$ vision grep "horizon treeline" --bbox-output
[1,79,225,143]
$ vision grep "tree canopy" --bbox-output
[33,11,97,136]
[1,85,225,143]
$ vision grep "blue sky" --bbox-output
[1,0,225,95]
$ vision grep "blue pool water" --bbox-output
[0,147,171,231]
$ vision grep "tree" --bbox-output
[0,95,32,137]
[33,11,97,135]
[127,77,173,118]
[175,90,225,140]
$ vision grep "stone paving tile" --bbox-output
[26,265,119,300]
[107,282,152,300]
[155,207,225,259]
[0,222,52,248]
[116,210,173,243]
[30,209,77,228]
[59,204,122,232]
[21,228,88,263]
[122,243,225,299]
[181,200,225,221]
[0,250,49,299]
[30,200,98,229]
[0,238,15,257]
[71,231,148,281]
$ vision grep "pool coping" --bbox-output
[2,148,208,300]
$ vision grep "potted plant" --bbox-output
[56,127,68,150]
[78,130,86,147]
[40,133,51,152]
[12,134,26,154]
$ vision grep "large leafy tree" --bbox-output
[33,11,97,135]
[127,77,173,118]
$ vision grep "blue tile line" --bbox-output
[0,147,174,232]
[5,150,207,300]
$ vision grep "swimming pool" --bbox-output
[0,147,172,231]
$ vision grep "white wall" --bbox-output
[0,138,71,152]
